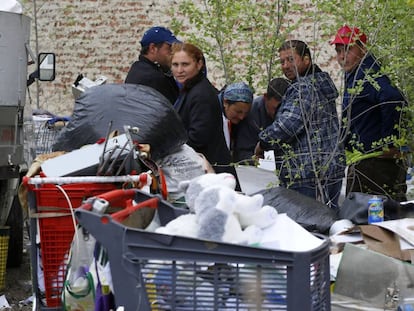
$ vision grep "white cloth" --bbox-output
[0,0,22,13]
[222,114,231,149]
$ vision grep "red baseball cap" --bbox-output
[330,25,367,45]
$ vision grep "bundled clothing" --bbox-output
[125,55,179,105]
[258,65,346,208]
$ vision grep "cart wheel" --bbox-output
[6,195,23,267]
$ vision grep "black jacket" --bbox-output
[174,73,241,190]
[174,74,229,165]
[125,55,179,105]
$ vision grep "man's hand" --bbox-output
[254,142,265,159]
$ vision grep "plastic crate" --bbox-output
[75,190,331,311]
[27,182,117,308]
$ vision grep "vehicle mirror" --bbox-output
[38,53,56,81]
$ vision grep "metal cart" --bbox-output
[75,188,331,311]
[33,116,69,156]
[24,175,151,310]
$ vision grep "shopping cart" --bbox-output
[24,174,151,310]
[75,188,331,311]
[33,116,70,156]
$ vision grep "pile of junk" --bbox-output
[20,78,414,311]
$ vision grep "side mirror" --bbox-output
[38,53,56,81]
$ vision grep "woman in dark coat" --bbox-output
[171,42,241,190]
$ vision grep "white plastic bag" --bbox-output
[157,144,209,202]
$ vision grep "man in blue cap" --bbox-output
[125,26,180,104]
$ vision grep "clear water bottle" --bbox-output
[368,195,384,224]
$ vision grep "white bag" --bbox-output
[157,144,209,202]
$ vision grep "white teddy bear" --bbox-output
[232,192,278,229]
[179,173,237,212]
[193,185,262,244]
[155,173,238,239]
[154,213,199,237]
[155,173,278,245]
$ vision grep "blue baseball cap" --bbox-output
[140,26,180,47]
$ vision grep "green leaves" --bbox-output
[170,0,291,90]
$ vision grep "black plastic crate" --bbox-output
[75,190,331,310]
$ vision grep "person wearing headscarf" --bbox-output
[217,82,254,162]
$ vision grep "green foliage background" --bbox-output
[171,0,414,148]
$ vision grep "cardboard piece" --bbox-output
[334,243,414,309]
[360,220,414,262]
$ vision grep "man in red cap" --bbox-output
[125,26,181,105]
[331,25,408,201]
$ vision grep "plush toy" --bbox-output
[194,186,259,244]
[155,214,198,238]
[178,173,237,212]
[155,173,278,245]
[232,192,278,229]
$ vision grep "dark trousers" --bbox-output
[346,157,408,202]
[286,178,343,211]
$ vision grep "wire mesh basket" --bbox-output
[75,190,331,311]
[33,116,69,156]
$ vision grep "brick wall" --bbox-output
[21,0,340,116]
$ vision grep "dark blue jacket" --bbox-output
[342,53,406,153]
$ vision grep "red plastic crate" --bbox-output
[31,182,117,307]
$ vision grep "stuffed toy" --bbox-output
[155,173,279,245]
[194,186,260,244]
[178,173,237,212]
[154,173,237,239]
[232,192,278,229]
[155,214,198,237]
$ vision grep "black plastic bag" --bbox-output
[254,187,338,234]
[52,84,187,161]
[338,192,414,224]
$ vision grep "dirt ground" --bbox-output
[3,227,34,311]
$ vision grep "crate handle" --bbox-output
[22,174,150,186]
[80,188,160,223]
[110,197,159,223]
[79,188,137,212]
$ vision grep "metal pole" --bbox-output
[33,0,40,109]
